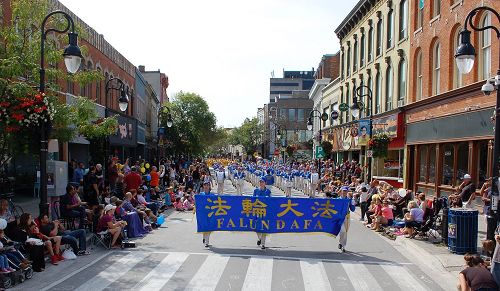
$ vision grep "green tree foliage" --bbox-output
[321,140,333,159]
[0,0,116,170]
[161,91,218,156]
[229,117,263,155]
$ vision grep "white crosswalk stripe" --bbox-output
[50,251,441,291]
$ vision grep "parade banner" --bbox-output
[195,195,350,236]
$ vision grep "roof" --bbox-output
[334,0,379,41]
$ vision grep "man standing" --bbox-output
[310,168,319,198]
[253,178,271,249]
[124,166,142,192]
[150,166,160,189]
[107,159,119,191]
[200,182,213,247]
[235,167,246,195]
[83,166,99,207]
[337,186,356,252]
[215,166,226,194]
[73,162,85,184]
[264,169,274,191]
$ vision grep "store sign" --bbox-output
[372,114,399,138]
[342,127,352,150]
[358,119,371,146]
[107,112,137,147]
[331,110,339,120]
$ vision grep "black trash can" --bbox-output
[448,208,478,254]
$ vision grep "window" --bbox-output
[353,38,358,71]
[96,67,102,104]
[375,71,381,114]
[79,62,86,97]
[104,72,109,106]
[442,144,454,186]
[347,46,351,76]
[399,0,408,40]
[432,42,441,95]
[297,109,304,122]
[341,48,345,79]
[387,9,394,49]
[453,29,463,89]
[376,17,383,56]
[417,1,423,29]
[398,59,406,102]
[416,51,423,100]
[346,86,350,121]
[288,109,296,121]
[360,33,365,67]
[86,61,93,98]
[432,0,441,18]
[367,75,373,115]
[429,145,436,183]
[359,79,364,118]
[456,142,469,186]
[477,141,489,188]
[368,26,374,62]
[280,108,286,119]
[419,145,428,182]
[480,12,492,80]
[386,65,393,111]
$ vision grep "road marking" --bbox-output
[380,264,429,291]
[242,257,273,291]
[185,254,230,291]
[300,260,332,291]
[39,251,111,291]
[342,262,383,291]
[74,252,147,291]
[135,252,189,291]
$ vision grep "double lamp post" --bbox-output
[307,110,328,183]
[156,106,174,165]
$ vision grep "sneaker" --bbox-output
[202,239,205,244]
[261,245,266,250]
[257,240,261,246]
[338,244,343,250]
[51,255,59,265]
[7,267,15,272]
[341,246,345,253]
[0,268,11,274]
[57,254,65,261]
[77,250,91,256]
[205,243,209,248]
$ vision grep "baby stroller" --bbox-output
[0,243,34,288]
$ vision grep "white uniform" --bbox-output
[310,172,319,198]
[216,170,225,194]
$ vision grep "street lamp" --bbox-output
[39,11,83,216]
[307,110,329,185]
[455,6,499,241]
[351,85,373,182]
[157,106,173,164]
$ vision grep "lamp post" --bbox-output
[39,11,83,216]
[157,106,173,165]
[103,77,129,188]
[454,6,500,241]
[307,110,329,184]
[351,85,373,182]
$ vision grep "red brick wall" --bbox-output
[315,54,340,80]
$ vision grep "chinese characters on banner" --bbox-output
[195,195,350,236]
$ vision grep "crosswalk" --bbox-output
[41,251,442,291]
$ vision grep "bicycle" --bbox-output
[0,177,24,219]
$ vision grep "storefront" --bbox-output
[331,122,361,164]
[370,111,405,188]
[406,108,493,198]
[107,109,138,162]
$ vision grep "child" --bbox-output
[0,229,30,270]
[173,198,185,211]
[29,223,64,265]
[182,196,194,211]
[0,250,14,273]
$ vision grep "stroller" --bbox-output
[0,242,34,288]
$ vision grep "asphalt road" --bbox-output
[14,177,457,291]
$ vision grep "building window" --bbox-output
[376,17,383,56]
[86,61,93,98]
[280,108,286,119]
[456,142,469,186]
[432,42,441,95]
[419,145,428,183]
[96,67,102,104]
[375,71,381,114]
[368,26,374,62]
[79,62,86,97]
[360,33,365,67]
[398,59,406,103]
[297,109,304,122]
[477,141,489,188]
[288,109,296,121]
[442,144,454,186]
[385,64,393,111]
[353,38,358,71]
[417,1,423,30]
[453,28,463,89]
[387,9,394,49]
[346,86,350,122]
[347,46,351,76]
[432,0,441,18]
[367,75,373,115]
[341,48,345,80]
[399,0,408,40]
[429,145,436,183]
[416,51,423,100]
[480,12,492,80]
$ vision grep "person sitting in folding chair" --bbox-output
[97,205,126,249]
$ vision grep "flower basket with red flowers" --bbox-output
[368,134,391,158]
[0,92,55,133]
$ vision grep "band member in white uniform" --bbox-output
[310,169,319,198]
[200,182,214,247]
[337,186,356,252]
[216,167,226,194]
[235,167,246,195]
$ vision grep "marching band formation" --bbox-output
[204,159,355,251]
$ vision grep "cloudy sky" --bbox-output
[59,0,354,127]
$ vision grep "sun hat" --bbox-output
[104,204,116,213]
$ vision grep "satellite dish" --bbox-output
[398,188,407,198]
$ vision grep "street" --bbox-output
[14,178,457,291]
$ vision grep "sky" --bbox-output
[59,0,355,128]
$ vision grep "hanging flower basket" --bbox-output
[0,92,55,133]
[368,134,391,158]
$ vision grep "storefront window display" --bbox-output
[477,141,489,188]
[442,144,454,186]
[456,142,469,186]
[372,149,404,179]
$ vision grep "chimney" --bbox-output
[138,65,145,72]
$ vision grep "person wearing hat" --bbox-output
[449,174,476,208]
[337,186,356,252]
[263,169,274,191]
[254,178,271,249]
[200,181,214,247]
[310,168,320,198]
[97,204,126,249]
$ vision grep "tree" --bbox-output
[0,0,116,171]
[229,117,263,156]
[161,91,218,156]
[321,140,333,159]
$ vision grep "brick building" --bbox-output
[405,0,500,196]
